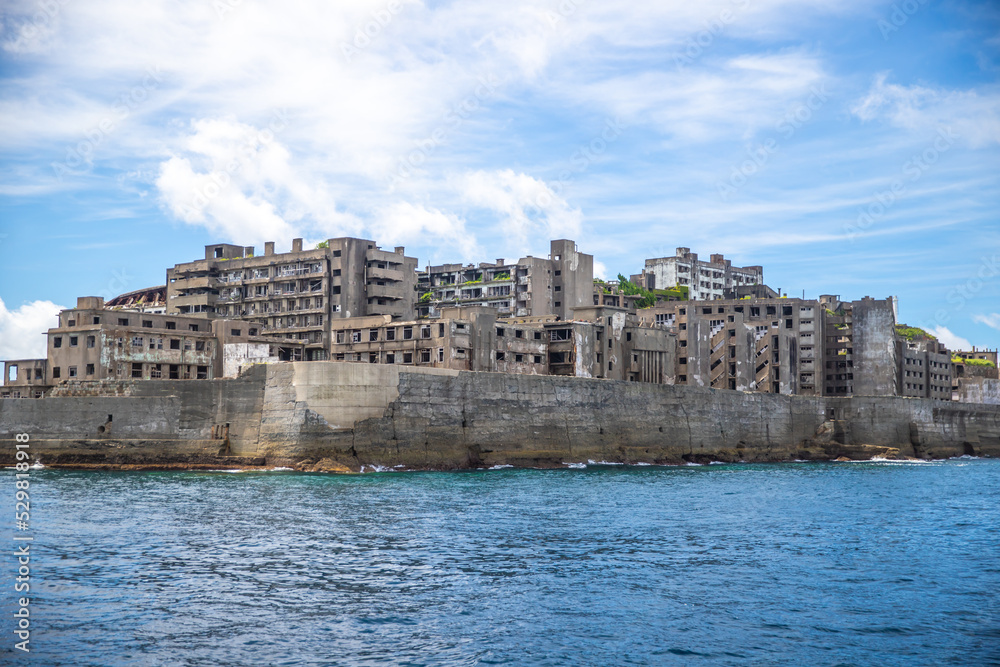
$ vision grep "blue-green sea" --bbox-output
[3,458,1000,666]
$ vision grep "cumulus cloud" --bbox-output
[457,169,582,252]
[0,298,64,360]
[155,116,360,246]
[927,325,972,352]
[369,201,481,261]
[851,73,1000,148]
[973,313,1000,332]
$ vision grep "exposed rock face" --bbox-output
[1,362,998,470]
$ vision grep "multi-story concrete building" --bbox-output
[632,248,763,301]
[639,294,899,397]
[0,297,304,398]
[327,305,676,384]
[896,336,952,401]
[417,240,593,321]
[951,347,999,397]
[641,296,824,393]
[953,348,999,366]
[167,238,418,360]
[2,359,48,398]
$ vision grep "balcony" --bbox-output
[175,275,213,290]
[368,266,404,282]
[366,284,404,299]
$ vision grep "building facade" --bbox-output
[418,240,594,321]
[633,248,764,301]
[639,294,900,397]
[896,337,952,401]
[166,237,418,360]
[326,305,676,384]
[0,297,304,397]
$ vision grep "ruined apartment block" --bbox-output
[418,240,594,322]
[640,294,899,397]
[633,248,763,301]
[0,297,305,398]
[896,337,953,401]
[166,237,418,360]
[327,304,676,384]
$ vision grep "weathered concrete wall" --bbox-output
[852,299,898,396]
[958,378,1000,405]
[1,362,998,469]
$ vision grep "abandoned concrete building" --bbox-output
[165,238,418,361]
[0,297,304,398]
[417,240,594,322]
[328,304,676,384]
[896,336,953,400]
[4,235,994,405]
[631,248,764,301]
[636,294,922,399]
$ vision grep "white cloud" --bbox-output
[369,201,480,261]
[0,298,63,360]
[973,313,1000,332]
[456,169,582,253]
[927,325,972,352]
[561,51,830,144]
[593,260,608,281]
[851,73,1000,148]
[155,117,360,246]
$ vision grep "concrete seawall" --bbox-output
[1,362,998,470]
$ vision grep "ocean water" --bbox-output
[4,459,1000,666]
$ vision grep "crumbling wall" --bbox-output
[852,299,898,396]
[957,378,1000,405]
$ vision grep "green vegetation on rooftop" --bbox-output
[316,241,329,249]
[954,357,996,367]
[895,325,936,341]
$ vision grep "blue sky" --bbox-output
[1,0,998,359]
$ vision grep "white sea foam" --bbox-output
[635,462,652,466]
[709,461,727,465]
[587,460,623,466]
[564,462,587,469]
[684,462,703,467]
[488,464,514,470]
[207,469,245,473]
[270,467,294,471]
[360,465,394,473]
